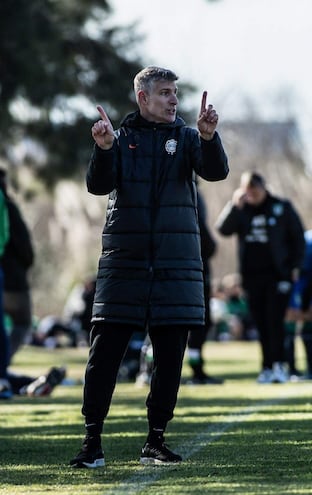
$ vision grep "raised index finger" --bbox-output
[200,91,207,114]
[96,105,109,121]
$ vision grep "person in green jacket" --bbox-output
[0,185,11,398]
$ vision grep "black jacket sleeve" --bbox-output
[86,143,118,195]
[197,132,229,181]
[215,201,242,236]
[5,199,34,269]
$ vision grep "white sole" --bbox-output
[140,457,180,466]
[74,458,105,468]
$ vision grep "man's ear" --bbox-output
[138,90,147,105]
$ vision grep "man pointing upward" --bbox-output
[70,66,228,468]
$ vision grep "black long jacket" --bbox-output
[87,111,228,328]
[2,196,34,291]
[216,192,305,282]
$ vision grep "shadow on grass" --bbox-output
[1,416,312,489]
[1,390,312,489]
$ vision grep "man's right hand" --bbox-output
[232,188,247,209]
[91,105,115,150]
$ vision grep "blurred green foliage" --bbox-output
[0,1,196,188]
[0,1,145,185]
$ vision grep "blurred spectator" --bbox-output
[216,171,305,384]
[7,366,66,397]
[209,279,231,341]
[284,229,312,379]
[186,190,223,384]
[0,168,34,359]
[30,315,79,349]
[221,273,257,341]
[0,168,66,400]
[28,277,98,350]
[64,275,146,380]
[0,178,10,398]
[63,276,96,338]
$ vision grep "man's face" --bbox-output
[242,184,267,206]
[139,80,178,123]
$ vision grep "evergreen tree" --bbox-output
[0,0,145,185]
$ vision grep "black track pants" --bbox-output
[244,276,291,368]
[82,322,189,431]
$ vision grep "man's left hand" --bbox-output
[197,91,218,141]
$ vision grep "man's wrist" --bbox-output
[96,143,114,151]
[199,131,215,141]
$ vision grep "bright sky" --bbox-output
[110,0,312,167]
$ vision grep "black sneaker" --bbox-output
[70,436,105,468]
[186,373,224,385]
[140,442,182,465]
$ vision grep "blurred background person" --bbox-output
[186,189,223,384]
[0,168,66,398]
[6,365,66,397]
[0,176,10,398]
[209,274,256,342]
[63,274,145,379]
[0,168,34,359]
[284,229,312,379]
[220,272,257,341]
[62,276,97,341]
[216,171,305,384]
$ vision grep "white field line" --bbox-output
[103,384,311,495]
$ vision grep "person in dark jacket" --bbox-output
[0,182,10,398]
[186,190,224,384]
[70,66,228,468]
[216,171,305,384]
[284,229,312,379]
[0,169,34,359]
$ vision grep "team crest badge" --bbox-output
[165,139,177,155]
[272,203,283,216]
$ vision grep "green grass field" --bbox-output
[1,340,312,495]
